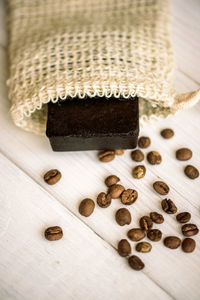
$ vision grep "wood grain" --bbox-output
[0,0,200,299]
[0,153,172,300]
[171,0,200,83]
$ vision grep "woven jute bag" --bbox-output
[7,0,200,135]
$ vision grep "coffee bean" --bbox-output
[131,149,144,162]
[161,128,174,139]
[132,165,146,179]
[153,181,169,195]
[97,192,112,208]
[138,136,151,148]
[182,238,196,253]
[120,189,138,205]
[176,148,192,161]
[98,150,115,162]
[105,175,120,187]
[44,226,63,241]
[128,228,145,241]
[147,229,162,242]
[108,184,125,199]
[176,212,191,223]
[44,169,61,185]
[181,224,199,237]
[79,198,95,217]
[150,212,164,224]
[139,216,153,231]
[136,242,152,253]
[164,236,181,249]
[184,165,199,179]
[161,199,177,214]
[118,239,131,257]
[128,255,145,271]
[147,151,162,165]
[115,149,124,155]
[115,208,131,226]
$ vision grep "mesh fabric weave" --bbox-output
[7,0,198,135]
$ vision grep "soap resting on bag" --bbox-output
[46,97,139,151]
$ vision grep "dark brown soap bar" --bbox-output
[46,97,139,151]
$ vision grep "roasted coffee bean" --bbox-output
[97,192,112,208]
[176,148,192,161]
[138,136,151,148]
[44,169,61,185]
[164,236,181,249]
[115,208,131,226]
[118,239,131,257]
[139,216,153,231]
[132,165,146,179]
[181,224,199,237]
[182,238,196,253]
[161,128,174,139]
[79,198,95,217]
[44,226,63,241]
[184,165,199,179]
[136,242,152,253]
[131,149,144,162]
[153,181,169,195]
[147,229,162,242]
[120,189,138,205]
[147,151,162,165]
[128,228,145,241]
[176,212,191,223]
[128,255,145,271]
[115,149,124,155]
[150,212,164,224]
[98,150,115,162]
[161,199,177,214]
[105,175,120,187]
[108,184,125,199]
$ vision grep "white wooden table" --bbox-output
[0,1,200,299]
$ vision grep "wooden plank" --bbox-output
[0,1,7,48]
[0,0,200,298]
[171,0,200,83]
[175,70,199,93]
[0,153,172,300]
[0,61,200,298]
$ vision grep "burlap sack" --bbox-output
[7,0,200,135]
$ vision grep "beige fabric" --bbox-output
[7,0,199,135]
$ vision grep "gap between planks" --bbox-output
[0,127,199,299]
[0,153,175,300]
[0,150,175,300]
[177,69,200,86]
[0,134,199,228]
